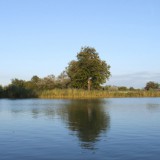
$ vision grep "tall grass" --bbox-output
[38,89,160,99]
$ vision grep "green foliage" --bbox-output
[28,73,70,90]
[4,79,37,98]
[66,47,111,89]
[56,71,71,88]
[0,73,71,98]
[0,85,4,98]
[129,87,135,91]
[118,86,128,91]
[145,81,159,90]
[103,85,118,91]
[2,46,160,99]
[31,75,40,83]
[37,75,56,90]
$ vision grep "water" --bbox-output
[0,98,160,160]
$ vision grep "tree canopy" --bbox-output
[145,81,159,90]
[66,47,111,89]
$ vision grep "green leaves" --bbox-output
[145,81,159,90]
[66,46,111,89]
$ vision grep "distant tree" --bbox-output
[4,79,37,98]
[0,85,4,98]
[104,85,118,91]
[145,81,159,90]
[66,46,111,89]
[129,87,135,91]
[37,75,56,90]
[118,86,128,91]
[103,85,110,91]
[22,76,40,90]
[56,71,71,88]
[31,75,40,83]
[11,78,26,87]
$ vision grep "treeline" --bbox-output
[0,75,139,99]
[103,85,139,91]
[0,46,160,98]
[104,81,160,91]
[0,46,111,98]
[0,78,160,99]
[0,72,70,98]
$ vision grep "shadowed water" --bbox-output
[0,98,160,160]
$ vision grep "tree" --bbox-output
[129,87,135,91]
[66,47,111,89]
[24,75,41,90]
[4,79,37,98]
[145,81,159,90]
[37,75,56,90]
[56,71,71,88]
[0,85,4,98]
[118,86,128,91]
[31,75,40,83]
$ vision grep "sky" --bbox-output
[0,0,160,88]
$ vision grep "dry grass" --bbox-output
[38,89,160,99]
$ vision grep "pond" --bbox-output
[0,98,160,160]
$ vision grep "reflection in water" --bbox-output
[146,103,160,112]
[10,105,56,119]
[8,100,63,119]
[58,99,110,150]
[31,108,41,119]
[1,99,160,160]
[8,99,110,150]
[31,107,56,119]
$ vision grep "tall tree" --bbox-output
[145,81,159,90]
[66,47,111,89]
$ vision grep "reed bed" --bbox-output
[38,89,160,99]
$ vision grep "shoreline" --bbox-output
[38,90,160,99]
[1,89,160,99]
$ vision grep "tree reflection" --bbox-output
[146,103,160,112]
[8,99,110,150]
[59,99,110,150]
[11,106,56,119]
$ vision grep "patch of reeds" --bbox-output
[38,89,160,99]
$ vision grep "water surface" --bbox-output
[0,98,160,160]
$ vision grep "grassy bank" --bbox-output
[38,89,160,99]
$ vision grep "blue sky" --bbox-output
[0,0,160,88]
